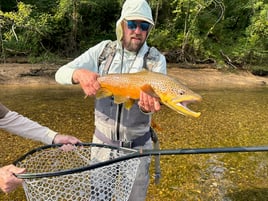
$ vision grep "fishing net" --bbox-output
[15,143,140,201]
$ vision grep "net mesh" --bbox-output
[15,144,140,201]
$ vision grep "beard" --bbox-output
[122,35,145,52]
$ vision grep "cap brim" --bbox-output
[124,16,154,25]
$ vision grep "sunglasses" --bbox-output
[124,20,151,31]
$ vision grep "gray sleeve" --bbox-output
[0,103,9,119]
[0,110,57,144]
[55,40,111,84]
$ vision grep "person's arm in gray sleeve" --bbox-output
[0,103,9,119]
[0,103,81,145]
[0,110,57,144]
[55,40,111,85]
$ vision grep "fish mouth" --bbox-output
[166,95,202,118]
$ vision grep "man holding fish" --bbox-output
[56,0,201,200]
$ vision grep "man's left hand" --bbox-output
[138,91,161,113]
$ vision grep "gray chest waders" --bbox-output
[98,41,161,184]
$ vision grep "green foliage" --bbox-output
[0,0,120,58]
[0,2,53,56]
[77,0,119,50]
[148,0,267,68]
[149,28,177,51]
[150,0,223,62]
[243,2,268,64]
[0,0,17,12]
[21,0,58,13]
[0,0,267,69]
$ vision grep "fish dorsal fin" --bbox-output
[168,74,188,86]
[96,88,113,99]
[140,84,159,98]
[133,69,150,76]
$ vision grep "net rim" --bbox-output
[13,143,138,179]
[14,143,268,179]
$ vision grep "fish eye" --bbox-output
[178,90,185,95]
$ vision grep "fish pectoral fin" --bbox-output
[96,88,113,99]
[140,84,158,97]
[124,99,135,110]
[113,95,128,104]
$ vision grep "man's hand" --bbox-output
[0,165,26,193]
[53,134,81,144]
[138,91,161,113]
[72,69,100,96]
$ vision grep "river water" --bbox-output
[0,85,268,201]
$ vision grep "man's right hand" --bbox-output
[72,69,100,96]
[0,164,26,193]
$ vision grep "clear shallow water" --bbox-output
[0,86,267,200]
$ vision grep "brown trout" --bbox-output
[96,70,202,117]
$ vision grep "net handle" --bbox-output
[14,143,268,179]
[13,143,130,165]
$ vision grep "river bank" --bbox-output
[0,63,267,89]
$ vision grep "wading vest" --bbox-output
[95,41,161,142]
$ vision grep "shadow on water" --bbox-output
[0,86,268,201]
[227,189,268,201]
